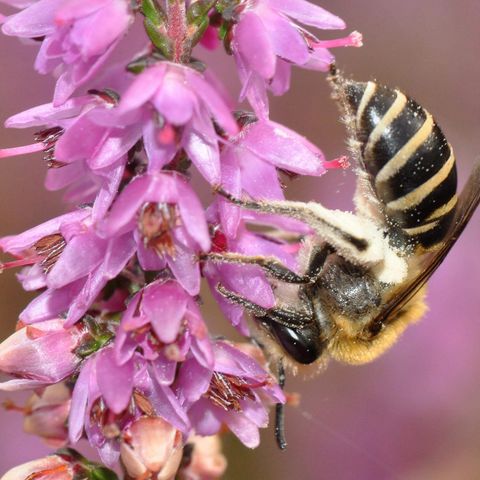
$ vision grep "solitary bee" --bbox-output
[205,66,480,445]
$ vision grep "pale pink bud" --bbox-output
[180,435,227,480]
[23,383,71,447]
[120,417,183,479]
[0,319,86,391]
[1,455,73,480]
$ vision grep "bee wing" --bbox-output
[375,161,480,325]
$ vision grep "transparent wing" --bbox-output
[374,161,480,326]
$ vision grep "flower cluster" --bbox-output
[0,0,360,477]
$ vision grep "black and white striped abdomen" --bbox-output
[344,80,457,251]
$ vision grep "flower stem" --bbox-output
[167,0,188,62]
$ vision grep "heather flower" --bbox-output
[100,172,210,295]
[178,434,227,480]
[2,92,140,216]
[69,348,190,465]
[0,450,118,480]
[4,383,71,447]
[120,417,183,480]
[114,62,238,183]
[0,0,361,473]
[22,383,71,447]
[2,0,134,105]
[203,221,299,334]
[115,280,214,375]
[0,319,86,391]
[0,208,136,325]
[1,455,73,480]
[179,341,285,448]
[218,116,345,237]
[224,0,361,116]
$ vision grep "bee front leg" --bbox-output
[216,283,313,328]
[203,244,334,285]
[204,252,307,284]
[275,360,287,450]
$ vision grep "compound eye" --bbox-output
[270,323,326,365]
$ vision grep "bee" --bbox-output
[205,66,480,446]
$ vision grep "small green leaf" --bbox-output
[88,467,119,480]
[218,21,229,41]
[141,0,166,25]
[187,0,215,24]
[189,16,210,47]
[144,18,173,58]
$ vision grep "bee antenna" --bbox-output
[274,360,288,450]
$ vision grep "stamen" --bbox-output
[34,234,67,273]
[0,233,66,274]
[204,372,264,412]
[133,390,155,416]
[34,127,66,168]
[138,202,180,258]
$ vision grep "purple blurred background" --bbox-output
[1,0,480,478]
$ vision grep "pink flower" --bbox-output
[178,341,285,448]
[0,319,86,391]
[22,383,71,447]
[179,434,227,480]
[218,117,346,237]
[0,208,136,326]
[120,417,183,480]
[114,62,238,184]
[69,349,190,465]
[2,0,134,105]
[227,0,361,116]
[100,172,210,295]
[2,91,140,217]
[115,280,214,376]
[0,449,118,480]
[1,455,73,480]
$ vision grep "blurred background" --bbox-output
[1,0,480,478]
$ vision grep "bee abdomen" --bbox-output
[344,80,457,250]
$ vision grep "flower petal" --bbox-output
[265,0,345,29]
[97,348,134,414]
[242,120,326,175]
[143,282,188,344]
[233,12,276,80]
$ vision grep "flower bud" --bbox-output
[23,383,71,447]
[1,455,73,480]
[0,319,86,391]
[120,417,183,479]
[180,435,227,480]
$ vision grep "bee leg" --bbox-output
[204,252,307,283]
[216,283,313,328]
[304,244,335,280]
[275,360,288,450]
[203,245,334,285]
[216,189,390,267]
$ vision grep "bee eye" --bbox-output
[270,323,327,365]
